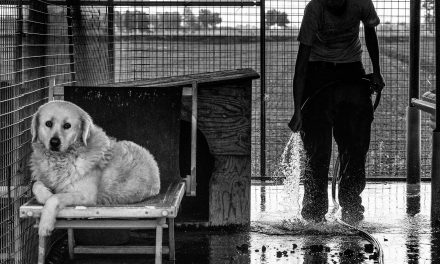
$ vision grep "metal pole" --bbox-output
[15,0,23,87]
[13,3,23,262]
[21,0,260,6]
[431,0,440,226]
[107,0,115,83]
[406,0,421,199]
[66,0,76,83]
[190,82,198,196]
[260,0,266,178]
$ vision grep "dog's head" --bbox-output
[31,101,94,152]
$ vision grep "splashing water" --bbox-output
[255,132,352,235]
[275,132,304,220]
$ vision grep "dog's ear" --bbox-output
[81,113,93,146]
[81,113,94,146]
[31,112,39,143]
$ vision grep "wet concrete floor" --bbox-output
[47,182,440,264]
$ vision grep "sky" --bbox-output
[0,0,423,28]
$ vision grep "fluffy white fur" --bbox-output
[30,100,160,236]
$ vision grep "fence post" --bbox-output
[108,0,115,83]
[260,0,266,178]
[67,0,76,83]
[431,0,440,226]
[406,0,421,214]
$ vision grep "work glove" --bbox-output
[370,72,385,93]
[288,109,302,132]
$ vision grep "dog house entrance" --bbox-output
[179,120,214,223]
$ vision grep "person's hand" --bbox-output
[371,72,385,93]
[288,109,302,132]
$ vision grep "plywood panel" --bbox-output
[209,156,251,226]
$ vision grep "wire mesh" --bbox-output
[110,5,260,80]
[27,0,437,182]
[264,0,436,180]
[104,1,263,175]
[0,0,437,261]
[0,1,74,262]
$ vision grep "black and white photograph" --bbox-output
[0,0,439,263]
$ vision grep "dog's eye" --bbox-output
[45,121,52,128]
[63,123,71,129]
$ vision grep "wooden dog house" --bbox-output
[99,68,260,226]
[86,68,259,226]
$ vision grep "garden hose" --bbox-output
[296,73,384,263]
[299,74,380,112]
[331,157,384,264]
[331,74,384,264]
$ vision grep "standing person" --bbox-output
[288,0,385,224]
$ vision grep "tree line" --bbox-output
[114,8,290,32]
[114,8,222,32]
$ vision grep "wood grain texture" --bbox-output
[209,155,250,226]
[97,68,259,88]
[182,80,252,156]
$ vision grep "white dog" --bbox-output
[30,101,160,236]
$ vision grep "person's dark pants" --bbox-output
[300,61,374,221]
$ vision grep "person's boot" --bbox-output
[341,207,364,225]
[301,194,328,223]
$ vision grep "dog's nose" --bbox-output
[49,137,61,149]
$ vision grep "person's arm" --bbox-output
[364,26,385,90]
[293,43,312,112]
[288,43,312,132]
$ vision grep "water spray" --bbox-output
[288,74,384,263]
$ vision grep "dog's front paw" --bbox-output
[38,217,56,237]
[33,182,53,204]
[38,212,56,237]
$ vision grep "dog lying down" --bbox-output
[30,100,160,236]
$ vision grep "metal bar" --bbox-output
[411,98,436,114]
[189,82,197,196]
[407,106,421,185]
[409,0,421,102]
[435,0,440,132]
[155,218,165,264]
[15,0,23,87]
[260,0,266,178]
[250,177,433,182]
[66,0,76,83]
[12,4,23,260]
[74,245,170,255]
[107,0,115,83]
[407,0,421,186]
[18,0,261,7]
[168,218,175,261]
[431,0,440,226]
[67,229,75,260]
[51,219,167,229]
[432,132,440,225]
[21,204,177,219]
